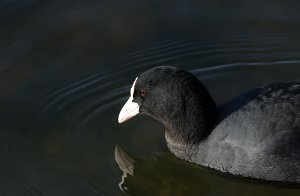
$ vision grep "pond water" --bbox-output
[0,0,300,195]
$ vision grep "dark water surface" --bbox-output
[1,0,300,195]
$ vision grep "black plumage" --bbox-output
[121,66,300,182]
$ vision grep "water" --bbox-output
[0,0,300,195]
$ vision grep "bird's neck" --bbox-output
[164,129,209,164]
[163,88,217,146]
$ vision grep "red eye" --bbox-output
[140,89,146,97]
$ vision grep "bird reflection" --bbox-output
[114,145,136,192]
[114,145,300,196]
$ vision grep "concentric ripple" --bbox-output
[1,31,300,195]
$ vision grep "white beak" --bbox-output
[118,78,140,123]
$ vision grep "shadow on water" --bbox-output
[0,0,300,195]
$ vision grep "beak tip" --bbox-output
[118,96,140,124]
[118,115,124,124]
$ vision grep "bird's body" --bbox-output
[118,66,300,183]
[167,83,300,182]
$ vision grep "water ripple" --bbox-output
[190,60,300,74]
[10,31,298,196]
[32,33,300,127]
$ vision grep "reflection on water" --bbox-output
[1,0,300,195]
[115,146,300,196]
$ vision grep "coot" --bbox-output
[118,66,300,183]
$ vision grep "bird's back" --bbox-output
[196,82,300,182]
